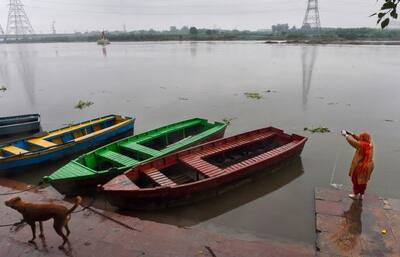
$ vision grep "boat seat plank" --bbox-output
[144,168,177,187]
[224,142,297,173]
[97,150,139,167]
[120,142,162,157]
[27,138,57,148]
[180,157,224,178]
[197,131,276,158]
[2,145,29,155]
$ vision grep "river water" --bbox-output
[0,41,400,244]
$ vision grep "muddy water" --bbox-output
[0,41,400,244]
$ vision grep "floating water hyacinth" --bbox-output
[244,92,263,99]
[304,127,330,133]
[75,100,94,109]
[0,86,7,92]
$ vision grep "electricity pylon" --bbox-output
[302,0,321,30]
[6,0,34,36]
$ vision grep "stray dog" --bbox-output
[5,196,82,249]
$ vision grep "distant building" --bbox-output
[271,24,289,34]
[169,26,177,32]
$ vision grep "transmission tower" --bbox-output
[302,0,321,30]
[6,0,34,36]
[0,24,4,35]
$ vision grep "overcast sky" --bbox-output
[0,0,385,33]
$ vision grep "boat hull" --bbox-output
[0,120,134,171]
[104,134,306,210]
[0,114,40,136]
[49,128,226,195]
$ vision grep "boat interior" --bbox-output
[120,130,295,189]
[77,119,220,171]
[0,115,129,158]
[0,114,39,126]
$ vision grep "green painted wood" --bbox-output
[120,142,162,157]
[97,150,139,167]
[42,118,226,187]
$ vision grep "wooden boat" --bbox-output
[0,115,134,171]
[0,114,40,136]
[43,118,227,195]
[101,127,307,210]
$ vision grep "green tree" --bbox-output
[189,27,198,35]
[374,0,399,28]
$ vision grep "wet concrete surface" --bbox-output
[0,184,315,257]
[315,187,400,257]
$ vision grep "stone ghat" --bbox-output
[0,181,314,257]
[315,187,400,257]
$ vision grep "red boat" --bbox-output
[100,127,307,210]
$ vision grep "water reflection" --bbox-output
[332,201,362,251]
[301,46,318,109]
[0,51,9,86]
[121,157,304,227]
[15,45,37,107]
[102,46,107,57]
[190,41,198,57]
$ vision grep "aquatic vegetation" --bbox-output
[304,127,330,133]
[0,86,7,92]
[222,117,237,126]
[244,92,263,99]
[75,100,94,109]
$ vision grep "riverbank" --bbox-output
[265,39,400,45]
[0,182,314,257]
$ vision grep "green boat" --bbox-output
[43,118,227,195]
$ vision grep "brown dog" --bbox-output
[5,196,82,249]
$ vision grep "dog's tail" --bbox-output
[66,196,82,215]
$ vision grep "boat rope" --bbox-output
[72,196,96,213]
[72,196,141,232]
[0,184,41,196]
[82,205,141,232]
[329,142,348,190]
[0,220,25,230]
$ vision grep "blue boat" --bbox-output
[0,114,40,137]
[0,115,134,170]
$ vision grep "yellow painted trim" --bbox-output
[3,146,29,155]
[74,120,132,142]
[42,116,115,140]
[28,139,57,148]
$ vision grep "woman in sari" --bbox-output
[341,131,374,200]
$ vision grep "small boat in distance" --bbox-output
[0,115,134,171]
[101,127,307,210]
[43,118,227,195]
[0,114,40,137]
[97,31,110,45]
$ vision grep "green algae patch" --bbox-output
[75,100,94,109]
[304,127,330,133]
[244,92,263,99]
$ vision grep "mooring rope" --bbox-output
[0,184,41,196]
